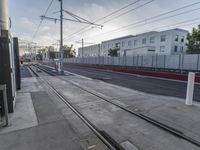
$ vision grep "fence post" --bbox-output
[155,54,158,70]
[141,55,143,67]
[181,54,184,73]
[111,57,115,65]
[186,72,195,106]
[124,56,126,66]
[178,54,181,72]
[164,55,166,69]
[196,54,200,71]
[151,55,154,68]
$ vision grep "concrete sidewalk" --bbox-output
[61,72,200,143]
[0,76,106,150]
[0,65,200,150]
[47,69,200,150]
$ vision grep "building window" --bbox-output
[148,49,155,52]
[115,43,120,48]
[128,40,132,46]
[180,46,183,52]
[174,46,178,52]
[160,46,165,52]
[142,38,146,44]
[108,44,110,48]
[150,36,155,43]
[181,36,184,42]
[122,41,125,47]
[160,35,166,42]
[134,40,138,46]
[175,35,179,42]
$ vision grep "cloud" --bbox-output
[19,17,36,32]
[11,0,200,51]
[41,26,50,31]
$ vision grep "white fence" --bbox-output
[63,54,200,71]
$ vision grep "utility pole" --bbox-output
[40,0,103,69]
[82,38,84,58]
[59,0,64,74]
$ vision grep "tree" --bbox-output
[63,44,76,58]
[36,50,43,60]
[49,51,56,59]
[108,48,120,57]
[47,46,56,59]
[37,48,46,60]
[47,46,55,52]
[187,25,200,54]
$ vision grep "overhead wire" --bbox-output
[131,17,200,35]
[62,0,155,42]
[59,0,141,42]
[31,0,54,42]
[83,2,200,40]
[102,0,155,24]
[79,17,200,49]
[141,17,200,34]
[44,1,200,48]
[64,1,200,42]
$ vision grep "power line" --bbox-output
[102,7,200,37]
[131,19,200,39]
[102,0,155,24]
[80,17,200,49]
[108,1,200,29]
[83,2,200,40]
[62,0,155,42]
[60,0,143,42]
[64,1,200,42]
[47,1,200,48]
[146,17,200,32]
[32,0,54,41]
[96,0,141,22]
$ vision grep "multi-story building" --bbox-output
[78,28,188,57]
[120,28,188,56]
[101,35,134,56]
[78,44,101,57]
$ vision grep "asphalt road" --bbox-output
[63,66,200,102]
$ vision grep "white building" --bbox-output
[121,28,188,56]
[101,35,134,56]
[78,28,188,57]
[78,44,101,57]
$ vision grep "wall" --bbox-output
[64,54,200,71]
[78,44,101,57]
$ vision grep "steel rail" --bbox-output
[34,64,200,147]
[28,65,124,150]
[60,76,200,147]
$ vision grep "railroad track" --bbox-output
[31,64,200,148]
[28,65,124,150]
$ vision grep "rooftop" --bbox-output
[102,28,188,43]
[102,35,135,43]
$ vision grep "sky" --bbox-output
[9,0,200,50]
